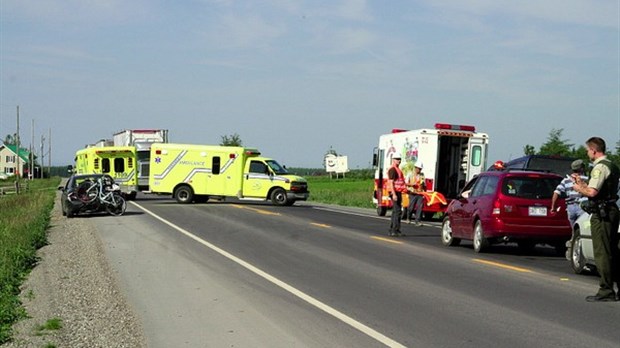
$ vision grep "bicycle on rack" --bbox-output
[75,174,127,216]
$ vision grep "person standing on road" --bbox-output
[387,153,407,237]
[405,162,426,226]
[551,159,588,227]
[572,137,620,302]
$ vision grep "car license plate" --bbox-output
[528,206,547,216]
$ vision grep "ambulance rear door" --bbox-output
[466,136,487,181]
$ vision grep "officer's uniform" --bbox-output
[587,156,620,299]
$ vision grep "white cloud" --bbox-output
[428,0,619,28]
[325,27,378,55]
[293,0,373,22]
[205,13,285,50]
[2,0,153,26]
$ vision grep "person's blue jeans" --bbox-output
[567,203,585,227]
[407,194,424,222]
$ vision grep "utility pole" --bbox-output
[48,128,52,177]
[16,106,20,193]
[30,119,34,180]
[40,133,45,178]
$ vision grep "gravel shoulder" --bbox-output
[1,192,146,348]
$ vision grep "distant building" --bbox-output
[0,144,31,177]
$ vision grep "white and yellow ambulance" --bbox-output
[74,146,138,199]
[148,143,309,205]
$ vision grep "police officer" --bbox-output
[573,137,620,302]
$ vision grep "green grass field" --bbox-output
[0,178,59,344]
[306,176,374,209]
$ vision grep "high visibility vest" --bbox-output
[408,173,425,194]
[389,166,408,193]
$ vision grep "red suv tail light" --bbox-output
[492,199,501,215]
[493,198,513,215]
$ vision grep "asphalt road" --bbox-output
[93,194,620,347]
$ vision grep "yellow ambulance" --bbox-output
[74,146,138,199]
[148,143,309,205]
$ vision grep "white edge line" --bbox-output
[130,201,406,348]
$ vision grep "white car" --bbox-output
[569,192,620,274]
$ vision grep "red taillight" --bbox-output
[492,199,502,215]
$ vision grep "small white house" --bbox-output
[0,144,31,177]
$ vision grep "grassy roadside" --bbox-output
[0,178,59,344]
[306,176,374,209]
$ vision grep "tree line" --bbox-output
[524,128,620,167]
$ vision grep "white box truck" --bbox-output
[373,123,489,218]
[113,129,169,190]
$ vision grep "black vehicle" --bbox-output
[489,155,577,177]
[59,174,127,217]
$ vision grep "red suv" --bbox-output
[441,170,572,253]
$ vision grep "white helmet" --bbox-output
[415,162,423,169]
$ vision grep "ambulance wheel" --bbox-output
[175,185,194,204]
[271,188,288,206]
[377,206,387,216]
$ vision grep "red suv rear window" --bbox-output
[501,176,560,199]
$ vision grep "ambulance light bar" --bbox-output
[245,149,261,156]
[95,150,133,155]
[434,123,475,132]
[391,128,408,133]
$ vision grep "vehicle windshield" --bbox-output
[266,160,289,175]
[67,175,103,190]
[501,176,560,199]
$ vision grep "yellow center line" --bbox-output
[371,236,403,244]
[311,222,331,228]
[231,204,281,216]
[473,258,533,273]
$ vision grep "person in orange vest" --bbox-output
[405,162,426,226]
[387,153,408,236]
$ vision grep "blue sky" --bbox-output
[1,0,619,169]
